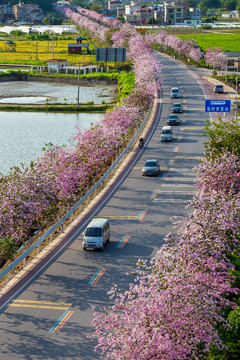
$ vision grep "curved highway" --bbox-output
[0,54,211,360]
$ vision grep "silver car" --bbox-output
[161,126,173,142]
[170,87,179,98]
[142,159,160,176]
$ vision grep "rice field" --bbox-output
[0,38,95,64]
[176,33,240,51]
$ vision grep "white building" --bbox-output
[13,2,43,23]
[46,59,69,73]
[56,0,70,6]
[0,3,14,23]
[189,7,201,20]
[164,2,185,25]
[124,12,141,24]
[125,1,141,15]
[222,11,239,19]
[154,6,165,23]
[175,19,202,25]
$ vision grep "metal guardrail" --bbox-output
[0,106,152,282]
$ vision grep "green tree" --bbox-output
[147,17,156,24]
[72,0,86,5]
[52,17,63,25]
[10,30,24,37]
[117,16,125,23]
[200,0,221,9]
[90,2,101,13]
[188,0,201,6]
[105,28,118,46]
[203,118,240,158]
[207,254,240,360]
[237,1,240,17]
[221,0,237,10]
[43,17,50,25]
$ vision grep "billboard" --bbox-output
[96,47,126,62]
[136,28,146,34]
[205,100,231,113]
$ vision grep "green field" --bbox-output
[176,33,240,51]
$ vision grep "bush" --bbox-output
[201,24,212,29]
[117,71,135,100]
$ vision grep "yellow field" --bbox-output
[0,39,95,64]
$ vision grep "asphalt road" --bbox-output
[0,54,211,360]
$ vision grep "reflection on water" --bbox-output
[0,96,47,104]
[0,111,100,175]
[0,81,116,104]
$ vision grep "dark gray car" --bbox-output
[142,159,160,176]
[171,103,183,113]
[167,114,179,125]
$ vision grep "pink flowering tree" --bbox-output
[91,150,240,359]
[111,31,126,48]
[204,47,227,74]
[146,31,202,63]
[53,5,108,41]
[0,165,59,256]
[75,6,122,29]
[189,47,203,62]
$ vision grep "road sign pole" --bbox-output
[235,60,240,120]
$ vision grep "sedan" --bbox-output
[171,103,183,113]
[167,114,179,125]
[142,159,160,176]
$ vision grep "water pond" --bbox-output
[0,111,101,175]
[0,80,115,174]
[0,81,116,104]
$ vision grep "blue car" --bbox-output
[171,103,183,113]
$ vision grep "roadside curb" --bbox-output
[202,76,239,100]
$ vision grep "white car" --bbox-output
[170,88,179,98]
[161,126,173,142]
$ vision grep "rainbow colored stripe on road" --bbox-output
[49,310,74,334]
[88,267,107,285]
[150,190,160,199]
[136,210,148,220]
[116,235,131,248]
[161,172,168,180]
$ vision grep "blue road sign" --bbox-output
[205,100,231,113]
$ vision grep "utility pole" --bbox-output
[36,42,38,60]
[33,42,38,60]
[52,35,54,59]
[77,62,80,107]
[224,51,230,90]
